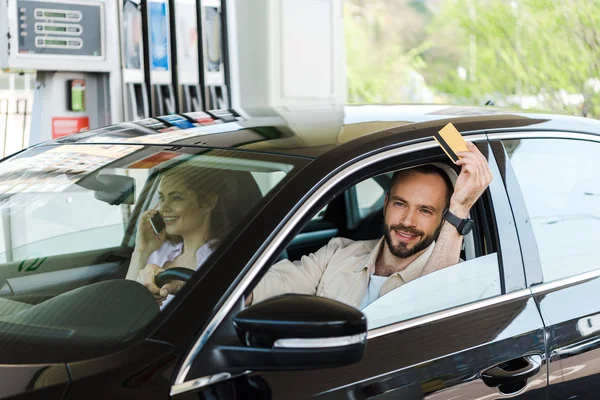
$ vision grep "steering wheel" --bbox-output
[155,267,194,287]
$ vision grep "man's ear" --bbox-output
[383,193,389,217]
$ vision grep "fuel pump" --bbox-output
[120,0,150,121]
[0,0,122,144]
[146,0,176,116]
[173,0,203,112]
[199,0,229,109]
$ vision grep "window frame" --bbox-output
[171,135,525,395]
[489,131,600,287]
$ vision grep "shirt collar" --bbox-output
[168,239,217,265]
[354,237,385,272]
[397,242,435,283]
[353,237,435,283]
[169,241,184,257]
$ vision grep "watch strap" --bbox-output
[443,209,463,229]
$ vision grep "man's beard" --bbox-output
[383,222,442,259]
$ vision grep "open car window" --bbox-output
[0,144,300,363]
[251,159,503,331]
[363,253,500,329]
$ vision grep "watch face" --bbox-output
[460,219,475,235]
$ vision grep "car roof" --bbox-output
[48,104,600,159]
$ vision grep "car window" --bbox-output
[363,253,500,329]
[251,170,287,196]
[356,178,385,218]
[503,138,600,283]
[0,144,298,362]
[0,190,125,263]
[250,162,502,329]
[306,178,383,224]
[311,205,328,221]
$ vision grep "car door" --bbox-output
[491,132,600,400]
[171,137,548,399]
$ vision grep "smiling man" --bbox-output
[247,142,493,309]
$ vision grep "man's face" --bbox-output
[383,170,448,259]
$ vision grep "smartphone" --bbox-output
[434,123,470,162]
[149,212,166,235]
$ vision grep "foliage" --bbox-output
[344,0,432,103]
[430,0,600,116]
[345,0,600,117]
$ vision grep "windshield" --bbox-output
[0,143,300,363]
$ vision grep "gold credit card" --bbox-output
[434,123,470,162]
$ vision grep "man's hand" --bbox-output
[451,142,493,217]
[420,142,492,277]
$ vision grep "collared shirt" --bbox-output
[147,239,217,310]
[147,239,216,269]
[252,237,435,308]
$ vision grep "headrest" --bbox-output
[393,162,458,187]
[429,162,458,186]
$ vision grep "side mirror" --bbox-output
[77,173,136,205]
[218,294,367,371]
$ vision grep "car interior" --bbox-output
[0,152,496,363]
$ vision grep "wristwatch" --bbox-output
[443,209,474,236]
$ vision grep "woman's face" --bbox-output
[157,176,210,237]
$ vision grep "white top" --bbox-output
[359,274,388,310]
[147,239,216,309]
[147,239,216,269]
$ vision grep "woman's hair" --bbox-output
[159,163,237,241]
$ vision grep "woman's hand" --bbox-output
[135,209,166,255]
[158,280,185,300]
[137,263,167,305]
[137,264,186,306]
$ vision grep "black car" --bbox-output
[1,105,599,400]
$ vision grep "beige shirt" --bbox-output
[253,237,435,308]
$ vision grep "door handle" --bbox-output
[481,355,542,387]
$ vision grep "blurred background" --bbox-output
[1,0,598,159]
[345,0,600,117]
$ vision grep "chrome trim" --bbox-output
[554,337,600,358]
[367,287,531,340]
[530,268,600,296]
[173,135,488,389]
[170,371,250,397]
[487,130,600,143]
[274,333,366,348]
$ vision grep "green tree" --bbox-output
[345,0,432,103]
[430,0,600,116]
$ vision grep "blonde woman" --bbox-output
[126,164,233,308]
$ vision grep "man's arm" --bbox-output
[246,237,352,306]
[421,142,493,276]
